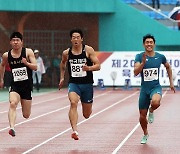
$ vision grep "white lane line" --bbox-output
[0,105,69,132]
[0,90,111,114]
[0,91,110,132]
[22,91,138,154]
[0,95,68,114]
[112,123,140,154]
[0,90,57,104]
[112,90,168,154]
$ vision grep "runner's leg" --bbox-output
[9,92,20,128]
[68,92,80,132]
[21,99,32,119]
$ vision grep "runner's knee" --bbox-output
[83,110,92,119]
[139,112,147,122]
[151,100,160,109]
[83,113,90,119]
[23,113,30,119]
[70,101,78,108]
[9,101,17,109]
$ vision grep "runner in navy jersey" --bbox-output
[0,32,37,137]
[59,28,100,140]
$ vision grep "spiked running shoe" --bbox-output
[141,135,149,144]
[71,131,79,140]
[9,129,16,137]
[148,112,154,124]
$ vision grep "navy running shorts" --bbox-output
[68,83,93,103]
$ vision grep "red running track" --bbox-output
[0,88,180,154]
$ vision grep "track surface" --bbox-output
[0,88,179,154]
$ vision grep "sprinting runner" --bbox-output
[59,28,100,140]
[0,32,37,137]
[134,34,175,144]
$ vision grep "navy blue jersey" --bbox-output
[67,45,93,84]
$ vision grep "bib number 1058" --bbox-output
[12,67,28,82]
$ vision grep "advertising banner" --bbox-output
[94,52,180,86]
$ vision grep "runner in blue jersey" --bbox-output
[134,34,175,144]
[59,28,100,140]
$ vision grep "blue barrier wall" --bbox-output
[0,0,115,13]
[99,0,180,51]
[1,0,180,51]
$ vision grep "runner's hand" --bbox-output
[170,84,176,93]
[22,58,28,65]
[82,64,91,71]
[59,78,64,90]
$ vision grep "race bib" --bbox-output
[71,63,87,77]
[12,67,28,82]
[143,68,158,81]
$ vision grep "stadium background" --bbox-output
[0,0,180,88]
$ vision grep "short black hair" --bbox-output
[143,34,155,44]
[70,28,83,38]
[10,32,23,41]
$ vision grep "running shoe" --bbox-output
[148,112,154,124]
[141,135,149,144]
[71,131,79,140]
[9,128,16,137]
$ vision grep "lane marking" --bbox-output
[0,95,68,114]
[0,105,69,132]
[0,90,57,104]
[0,91,111,132]
[0,90,111,114]
[112,90,168,154]
[22,91,138,154]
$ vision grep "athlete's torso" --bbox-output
[67,45,93,84]
[135,52,166,89]
[8,47,33,87]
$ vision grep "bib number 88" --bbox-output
[72,65,82,72]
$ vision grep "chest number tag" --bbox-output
[143,68,158,81]
[12,67,28,82]
[71,63,87,77]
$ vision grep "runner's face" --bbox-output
[10,38,23,50]
[71,33,83,47]
[144,38,155,52]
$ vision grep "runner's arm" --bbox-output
[59,50,68,89]
[0,52,8,87]
[22,48,37,71]
[83,46,100,71]
[134,53,146,76]
[164,62,175,93]
[134,62,144,76]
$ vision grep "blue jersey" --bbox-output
[135,52,167,89]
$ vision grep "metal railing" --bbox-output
[136,0,180,24]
